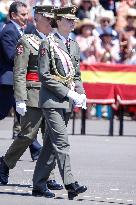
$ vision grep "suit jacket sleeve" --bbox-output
[0,29,19,64]
[38,40,70,100]
[13,38,30,101]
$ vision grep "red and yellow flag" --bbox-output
[80,63,136,105]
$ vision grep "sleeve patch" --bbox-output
[16,44,24,55]
[40,47,46,57]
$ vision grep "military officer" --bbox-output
[32,6,87,199]
[0,1,41,163]
[0,5,63,191]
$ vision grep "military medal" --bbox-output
[16,44,24,55]
[40,47,46,57]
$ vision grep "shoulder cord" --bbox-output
[47,34,75,84]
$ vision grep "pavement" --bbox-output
[0,117,136,205]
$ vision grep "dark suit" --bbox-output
[0,21,21,119]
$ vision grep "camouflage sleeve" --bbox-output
[73,41,85,94]
[13,37,30,101]
[38,40,69,99]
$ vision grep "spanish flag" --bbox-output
[80,63,136,105]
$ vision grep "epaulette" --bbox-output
[69,38,75,43]
[25,34,41,51]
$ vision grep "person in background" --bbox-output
[93,9,119,55]
[96,28,120,63]
[36,0,61,6]
[0,11,7,32]
[0,0,13,31]
[0,1,27,182]
[71,0,81,6]
[115,0,136,32]
[76,0,92,20]
[35,0,71,7]
[100,0,117,15]
[0,1,28,120]
[119,8,136,64]
[76,18,97,64]
[93,10,117,38]
[89,0,105,25]
[123,8,136,36]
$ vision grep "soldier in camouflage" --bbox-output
[0,6,63,191]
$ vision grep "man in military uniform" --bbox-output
[0,1,42,163]
[0,5,63,191]
[32,6,87,199]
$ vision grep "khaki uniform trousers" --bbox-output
[4,107,54,180]
[12,113,21,137]
[33,108,74,190]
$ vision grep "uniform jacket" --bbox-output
[13,31,42,108]
[38,32,85,109]
[0,21,21,85]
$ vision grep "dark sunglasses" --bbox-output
[101,19,110,23]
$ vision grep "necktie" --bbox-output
[65,39,70,52]
[20,28,24,36]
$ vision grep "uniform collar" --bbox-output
[36,29,46,39]
[56,32,71,44]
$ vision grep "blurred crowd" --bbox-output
[1,0,136,119]
[72,0,136,65]
[1,0,136,65]
[1,0,136,64]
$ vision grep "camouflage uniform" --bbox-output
[4,33,52,179]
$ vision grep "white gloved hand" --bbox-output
[67,90,84,107]
[74,94,87,109]
[67,90,81,102]
[74,96,84,107]
[16,101,27,116]
[80,94,87,110]
[67,90,87,109]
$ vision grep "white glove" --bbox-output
[67,90,83,105]
[16,101,27,116]
[80,94,87,110]
[74,94,87,109]
[67,90,87,109]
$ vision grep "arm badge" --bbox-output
[16,44,24,55]
[40,47,46,57]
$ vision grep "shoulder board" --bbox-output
[69,38,76,43]
[25,34,41,51]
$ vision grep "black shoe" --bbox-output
[32,188,55,198]
[0,156,9,185]
[65,181,87,200]
[47,180,63,190]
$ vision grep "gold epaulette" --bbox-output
[25,34,41,51]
